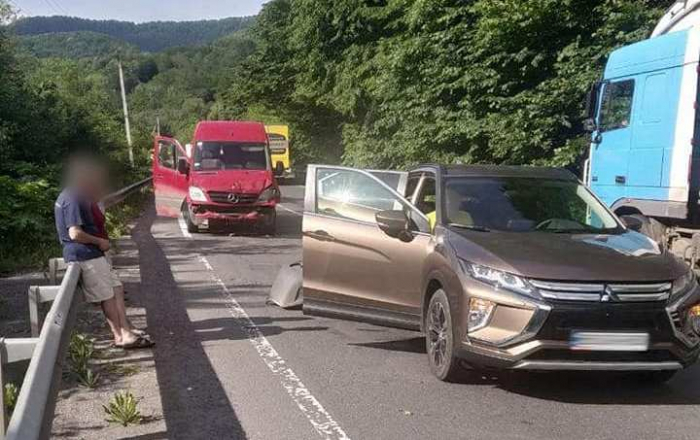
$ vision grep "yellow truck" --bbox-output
[265,125,294,182]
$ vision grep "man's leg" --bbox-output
[101,297,137,345]
[113,285,140,333]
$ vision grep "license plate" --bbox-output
[570,331,649,352]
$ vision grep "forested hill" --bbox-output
[11,15,255,52]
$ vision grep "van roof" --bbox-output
[194,121,268,143]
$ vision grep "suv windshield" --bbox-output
[444,177,621,234]
[193,142,268,171]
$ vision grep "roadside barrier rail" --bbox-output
[0,176,152,440]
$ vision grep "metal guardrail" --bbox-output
[0,176,152,440]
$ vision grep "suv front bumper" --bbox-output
[456,285,700,372]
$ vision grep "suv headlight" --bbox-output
[258,186,280,203]
[189,186,208,202]
[672,270,697,302]
[462,261,537,298]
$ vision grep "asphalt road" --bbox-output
[136,184,700,440]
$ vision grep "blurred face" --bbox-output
[67,158,109,200]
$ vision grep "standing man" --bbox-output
[54,156,153,349]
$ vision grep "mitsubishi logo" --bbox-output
[227,193,239,203]
[601,286,618,302]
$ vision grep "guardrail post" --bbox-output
[1,338,7,440]
[28,287,41,338]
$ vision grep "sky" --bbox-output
[11,0,268,22]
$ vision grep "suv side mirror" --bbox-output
[620,215,643,232]
[177,158,190,175]
[376,210,413,243]
[274,161,285,177]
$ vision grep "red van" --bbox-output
[153,121,282,234]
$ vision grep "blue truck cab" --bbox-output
[588,27,700,225]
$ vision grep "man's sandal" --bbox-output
[118,336,155,350]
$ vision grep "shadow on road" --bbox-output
[352,335,700,405]
[132,203,248,440]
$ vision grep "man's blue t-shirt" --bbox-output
[54,189,104,262]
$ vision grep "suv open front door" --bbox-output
[302,165,433,330]
[153,136,189,217]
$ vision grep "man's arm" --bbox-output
[69,226,110,252]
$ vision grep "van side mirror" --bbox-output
[274,161,285,177]
[376,210,413,243]
[177,158,189,175]
[620,215,643,232]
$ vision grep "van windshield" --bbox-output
[443,177,622,234]
[193,142,268,171]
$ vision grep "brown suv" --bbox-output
[302,164,700,382]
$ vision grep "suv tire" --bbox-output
[425,289,462,381]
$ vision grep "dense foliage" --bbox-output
[12,15,254,52]
[0,0,675,272]
[222,0,668,169]
[19,31,138,58]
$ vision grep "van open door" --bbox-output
[153,136,189,217]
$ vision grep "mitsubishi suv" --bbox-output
[302,164,700,382]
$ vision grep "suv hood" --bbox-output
[190,169,273,194]
[449,228,688,282]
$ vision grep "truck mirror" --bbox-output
[585,81,602,132]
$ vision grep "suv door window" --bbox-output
[599,79,635,132]
[405,174,422,202]
[158,141,176,169]
[415,177,436,215]
[316,168,403,224]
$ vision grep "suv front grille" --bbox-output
[530,280,671,303]
[208,191,259,205]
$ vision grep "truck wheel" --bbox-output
[182,205,199,233]
[629,214,667,248]
[261,210,277,236]
[425,289,463,382]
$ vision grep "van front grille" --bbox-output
[208,191,259,205]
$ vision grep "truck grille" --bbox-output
[208,191,259,205]
[530,280,671,303]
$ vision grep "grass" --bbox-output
[103,363,141,377]
[69,333,100,388]
[4,383,19,416]
[103,391,142,426]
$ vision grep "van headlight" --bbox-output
[461,261,536,298]
[258,186,280,203]
[671,270,696,302]
[189,186,208,202]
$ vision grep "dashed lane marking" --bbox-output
[176,215,351,440]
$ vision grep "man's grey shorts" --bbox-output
[78,257,122,303]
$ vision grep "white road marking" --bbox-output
[177,216,351,440]
[278,203,303,216]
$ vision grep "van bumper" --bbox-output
[189,203,276,225]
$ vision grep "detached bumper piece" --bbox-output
[191,203,275,224]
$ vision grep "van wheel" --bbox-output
[425,289,462,381]
[182,205,199,233]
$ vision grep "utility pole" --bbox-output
[118,61,134,167]
[156,116,161,136]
